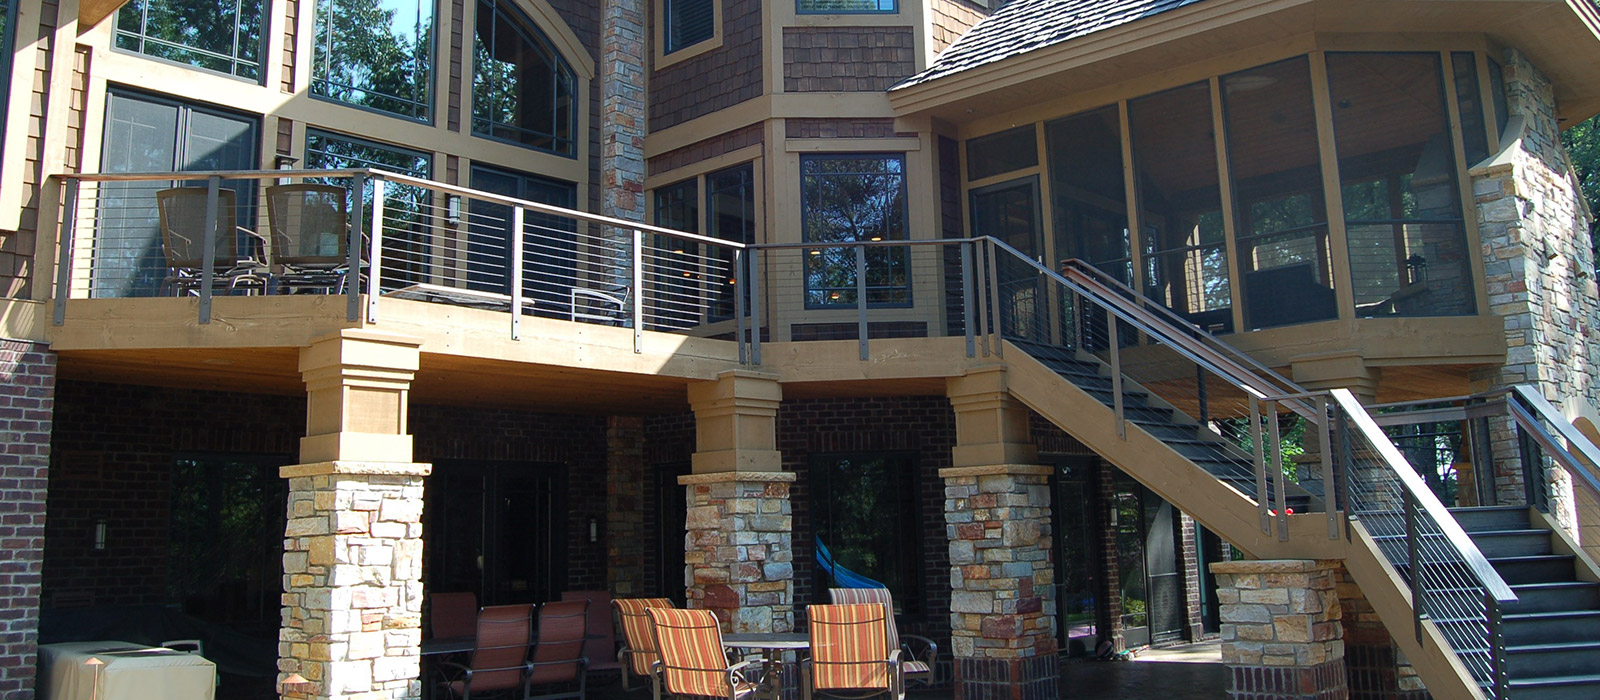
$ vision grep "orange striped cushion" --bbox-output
[828,588,899,653]
[615,598,675,676]
[808,603,891,691]
[649,607,732,698]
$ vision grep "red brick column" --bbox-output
[606,416,646,596]
[0,340,54,700]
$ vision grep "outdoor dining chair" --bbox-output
[645,608,763,700]
[527,599,590,700]
[827,589,936,688]
[802,603,903,700]
[155,187,269,296]
[562,590,621,676]
[613,597,675,692]
[265,183,354,293]
[439,603,534,700]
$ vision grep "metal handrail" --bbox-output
[1509,386,1600,495]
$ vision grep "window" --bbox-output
[798,0,896,13]
[0,0,18,162]
[809,453,921,608]
[1046,106,1132,285]
[312,0,435,121]
[651,163,756,327]
[466,165,578,309]
[168,454,287,626]
[1452,53,1490,166]
[967,126,1037,181]
[664,0,715,54]
[116,0,265,79]
[304,130,433,287]
[473,0,577,157]
[801,154,909,308]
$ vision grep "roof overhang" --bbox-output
[890,0,1600,129]
[80,0,133,30]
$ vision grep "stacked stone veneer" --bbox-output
[681,472,794,633]
[279,463,429,700]
[942,465,1057,700]
[1214,560,1347,700]
[1471,48,1599,524]
[601,0,645,289]
[607,416,646,595]
[0,340,54,700]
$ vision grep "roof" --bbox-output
[894,0,1213,90]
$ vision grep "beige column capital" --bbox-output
[946,366,1038,468]
[298,329,424,464]
[688,370,783,473]
[1290,350,1378,401]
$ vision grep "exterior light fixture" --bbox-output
[93,519,107,551]
[588,517,599,543]
[446,195,463,225]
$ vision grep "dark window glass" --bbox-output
[168,454,286,627]
[1045,106,1131,284]
[1222,57,1334,330]
[664,0,715,54]
[1488,58,1510,143]
[1329,52,1475,318]
[473,0,577,157]
[967,126,1038,181]
[797,0,896,13]
[466,165,578,308]
[1452,52,1489,166]
[706,164,756,319]
[116,0,264,79]
[312,0,435,121]
[809,453,920,609]
[304,130,433,287]
[650,164,755,328]
[1129,82,1232,330]
[0,0,17,162]
[801,154,910,308]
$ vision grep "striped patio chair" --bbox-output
[827,588,937,687]
[646,608,763,700]
[614,598,676,692]
[803,603,903,700]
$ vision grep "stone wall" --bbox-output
[681,472,794,633]
[607,416,647,595]
[1214,560,1347,700]
[0,340,55,700]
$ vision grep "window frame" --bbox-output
[112,0,269,82]
[653,0,723,68]
[0,0,19,162]
[470,0,580,158]
[800,152,913,310]
[796,0,898,15]
[309,0,439,124]
[649,161,758,327]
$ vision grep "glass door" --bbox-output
[465,165,577,311]
[426,460,568,606]
[1051,456,1103,657]
[970,177,1046,342]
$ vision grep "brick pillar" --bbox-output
[942,465,1058,700]
[607,416,646,596]
[1213,560,1348,700]
[0,340,54,700]
[280,330,430,700]
[1334,567,1429,700]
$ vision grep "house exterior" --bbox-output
[0,0,1598,699]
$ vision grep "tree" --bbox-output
[1562,115,1600,262]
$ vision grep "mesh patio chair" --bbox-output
[440,603,534,700]
[827,589,936,687]
[528,599,590,700]
[156,187,269,296]
[614,597,675,692]
[562,591,622,676]
[431,591,479,641]
[265,183,353,293]
[645,608,762,700]
[803,604,903,700]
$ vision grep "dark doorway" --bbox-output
[426,460,568,606]
[1111,470,1186,648]
[654,461,690,604]
[808,453,922,611]
[1050,455,1103,658]
[168,453,288,631]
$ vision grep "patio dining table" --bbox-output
[722,633,809,700]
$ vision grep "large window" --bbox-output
[652,163,756,325]
[664,0,715,54]
[473,0,577,156]
[168,454,286,626]
[466,165,577,309]
[116,0,264,80]
[809,453,921,609]
[304,130,433,287]
[1047,106,1131,284]
[312,0,435,121]
[801,154,909,308]
[798,0,896,13]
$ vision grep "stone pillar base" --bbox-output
[1214,560,1348,700]
[1228,659,1350,700]
[680,471,794,633]
[953,656,1058,700]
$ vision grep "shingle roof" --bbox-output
[893,0,1213,90]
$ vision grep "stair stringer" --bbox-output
[1003,343,1487,700]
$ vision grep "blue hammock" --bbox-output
[814,536,886,589]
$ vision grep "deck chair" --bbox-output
[265,183,352,293]
[439,603,534,700]
[156,187,268,296]
[562,591,621,676]
[527,600,590,700]
[614,598,675,692]
[430,591,479,641]
[827,589,936,687]
[646,608,762,700]
[803,604,903,700]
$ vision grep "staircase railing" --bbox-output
[972,238,1516,698]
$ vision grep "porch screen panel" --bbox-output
[1044,106,1130,284]
[1221,57,1334,330]
[1129,82,1230,331]
[1328,52,1475,318]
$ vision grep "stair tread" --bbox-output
[1506,610,1600,621]
[1490,554,1575,563]
[1508,674,1600,686]
[1506,640,1600,653]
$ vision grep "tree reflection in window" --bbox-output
[313,0,435,121]
[167,454,286,625]
[809,453,920,608]
[116,0,264,79]
[304,130,433,288]
[473,0,577,157]
[801,155,909,308]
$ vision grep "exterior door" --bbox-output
[1112,471,1186,647]
[1051,456,1103,658]
[466,165,577,311]
[426,461,567,606]
[970,177,1046,341]
[655,461,690,605]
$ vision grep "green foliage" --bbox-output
[116,0,263,78]
[312,0,434,120]
[1563,115,1600,261]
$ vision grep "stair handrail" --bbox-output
[1508,386,1600,496]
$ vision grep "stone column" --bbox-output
[0,339,55,700]
[601,0,647,287]
[280,330,431,700]
[1213,560,1347,700]
[607,416,646,596]
[683,371,791,632]
[944,368,1058,700]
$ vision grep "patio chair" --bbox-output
[645,608,762,700]
[265,183,353,293]
[156,187,269,296]
[527,599,590,700]
[430,591,479,641]
[613,597,675,692]
[802,603,903,700]
[569,284,631,325]
[562,590,622,676]
[439,603,534,700]
[827,589,936,688]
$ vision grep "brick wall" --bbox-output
[782,27,916,93]
[0,340,55,700]
[648,0,763,132]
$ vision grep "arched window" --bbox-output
[472,0,577,157]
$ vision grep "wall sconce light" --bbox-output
[588,516,599,544]
[446,195,463,225]
[93,519,107,552]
